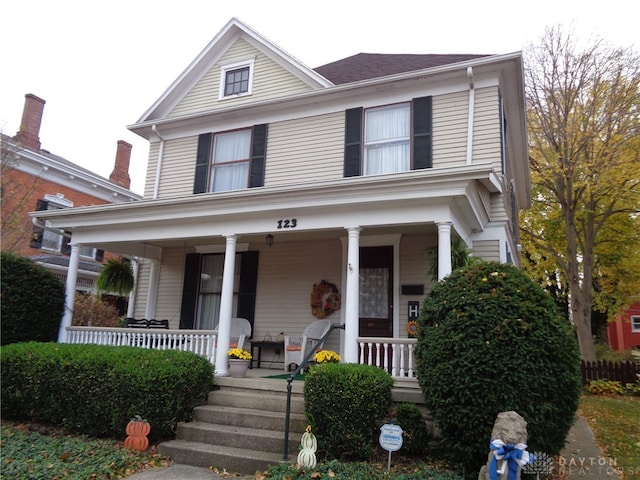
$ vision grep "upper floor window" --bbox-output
[194,124,268,194]
[225,67,250,96]
[344,96,432,178]
[32,194,99,260]
[210,129,252,192]
[219,59,255,99]
[364,103,410,175]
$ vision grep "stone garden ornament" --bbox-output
[478,411,534,480]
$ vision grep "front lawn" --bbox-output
[579,394,640,480]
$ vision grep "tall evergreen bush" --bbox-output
[1,252,65,345]
[415,261,581,477]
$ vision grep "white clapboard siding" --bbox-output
[472,239,501,262]
[265,112,345,187]
[433,91,469,168]
[254,238,343,354]
[154,137,199,198]
[143,142,160,200]
[154,248,188,328]
[471,88,502,170]
[398,234,435,333]
[169,39,312,118]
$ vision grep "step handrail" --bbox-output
[283,323,344,460]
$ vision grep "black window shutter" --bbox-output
[344,108,363,177]
[30,199,49,248]
[412,96,433,170]
[237,251,259,333]
[249,124,268,188]
[179,253,201,329]
[95,250,105,262]
[193,134,212,194]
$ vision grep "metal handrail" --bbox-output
[282,323,344,460]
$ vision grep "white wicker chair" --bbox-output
[229,317,252,350]
[284,319,331,372]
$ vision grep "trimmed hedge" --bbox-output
[1,252,65,345]
[416,261,581,477]
[304,363,394,460]
[1,342,214,441]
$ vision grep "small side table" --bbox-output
[249,340,285,369]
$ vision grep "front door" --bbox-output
[359,246,393,338]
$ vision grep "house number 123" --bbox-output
[277,219,297,229]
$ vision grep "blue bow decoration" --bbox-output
[488,439,534,480]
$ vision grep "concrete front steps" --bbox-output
[159,376,306,474]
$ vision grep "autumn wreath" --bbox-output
[310,280,341,319]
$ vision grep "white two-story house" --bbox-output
[32,18,529,376]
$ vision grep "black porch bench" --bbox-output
[124,318,169,329]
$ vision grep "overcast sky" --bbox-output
[1,0,638,195]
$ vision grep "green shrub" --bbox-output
[586,379,640,396]
[304,363,394,460]
[586,379,625,395]
[394,403,430,456]
[415,261,581,477]
[1,252,65,345]
[72,293,120,327]
[1,342,214,441]
[266,459,464,479]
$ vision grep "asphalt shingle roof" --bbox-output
[313,53,491,85]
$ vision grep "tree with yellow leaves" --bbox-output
[521,26,640,361]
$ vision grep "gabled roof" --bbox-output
[314,53,491,85]
[138,17,332,123]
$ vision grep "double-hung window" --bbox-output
[632,316,640,333]
[364,103,410,175]
[194,124,268,194]
[344,96,432,177]
[209,129,252,192]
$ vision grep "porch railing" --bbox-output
[65,326,218,364]
[357,336,418,378]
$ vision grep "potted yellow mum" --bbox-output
[228,348,252,377]
[313,350,341,364]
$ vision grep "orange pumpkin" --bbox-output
[124,416,150,451]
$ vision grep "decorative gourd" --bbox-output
[297,425,317,468]
[124,415,150,451]
[297,447,317,468]
[300,426,317,451]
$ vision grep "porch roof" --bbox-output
[31,163,500,259]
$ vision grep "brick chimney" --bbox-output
[109,140,132,189]
[16,94,46,151]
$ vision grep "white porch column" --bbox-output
[344,227,360,363]
[144,258,160,319]
[58,243,80,343]
[215,234,237,376]
[126,259,139,318]
[437,222,452,280]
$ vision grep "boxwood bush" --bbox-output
[395,402,430,456]
[304,363,394,460]
[1,252,65,345]
[415,261,581,477]
[1,342,214,441]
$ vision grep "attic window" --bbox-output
[219,59,255,99]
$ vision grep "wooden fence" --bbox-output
[581,360,640,385]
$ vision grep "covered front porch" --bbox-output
[33,168,506,377]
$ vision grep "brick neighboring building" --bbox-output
[1,93,141,293]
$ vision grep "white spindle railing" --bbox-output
[65,327,218,364]
[357,337,418,379]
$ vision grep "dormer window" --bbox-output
[219,59,255,99]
